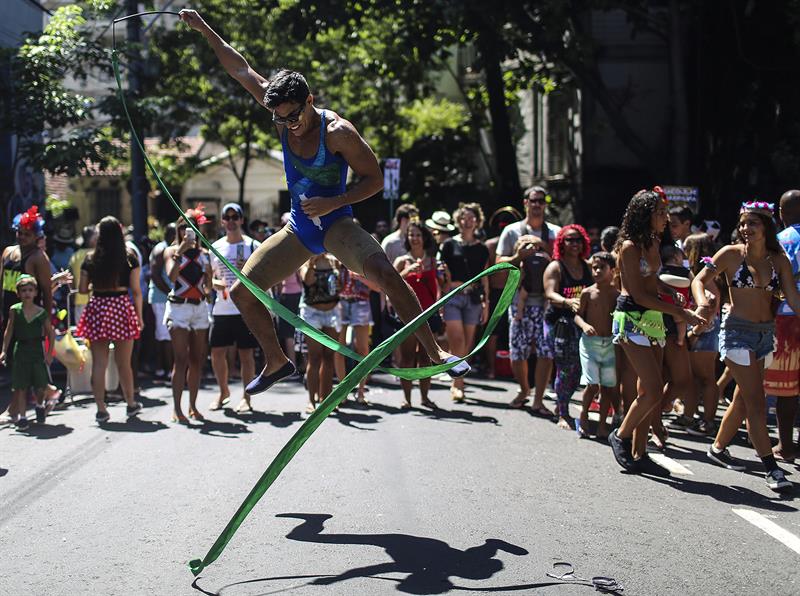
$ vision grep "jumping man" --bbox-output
[179,10,470,394]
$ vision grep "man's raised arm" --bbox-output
[179,9,268,106]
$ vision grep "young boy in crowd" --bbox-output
[658,244,692,345]
[573,252,620,439]
[0,275,55,429]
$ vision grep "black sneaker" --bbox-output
[16,416,29,430]
[126,401,143,418]
[686,419,712,437]
[766,468,792,491]
[706,445,746,471]
[35,405,46,424]
[608,430,636,471]
[95,411,110,425]
[668,415,693,430]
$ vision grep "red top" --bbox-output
[407,266,438,310]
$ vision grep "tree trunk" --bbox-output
[127,0,149,241]
[668,0,689,182]
[474,26,522,206]
[238,121,253,207]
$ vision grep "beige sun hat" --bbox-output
[425,210,456,232]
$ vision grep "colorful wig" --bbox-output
[12,206,45,237]
[553,224,591,261]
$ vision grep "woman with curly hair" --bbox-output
[692,201,800,491]
[77,216,143,424]
[438,203,490,402]
[608,189,704,472]
[543,224,593,428]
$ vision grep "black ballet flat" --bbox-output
[245,361,297,395]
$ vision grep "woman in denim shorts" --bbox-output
[608,189,704,473]
[693,201,800,492]
[438,203,490,402]
[299,253,340,413]
[335,264,376,404]
[683,232,722,437]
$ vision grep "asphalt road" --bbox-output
[1,372,799,595]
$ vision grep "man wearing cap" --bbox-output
[208,202,260,411]
[181,9,470,394]
[381,204,420,265]
[496,186,561,413]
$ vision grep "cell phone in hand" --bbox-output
[185,229,196,242]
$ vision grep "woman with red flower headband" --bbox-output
[608,189,705,474]
[692,200,800,491]
[543,224,593,428]
[163,207,213,424]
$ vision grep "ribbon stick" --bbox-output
[110,27,520,575]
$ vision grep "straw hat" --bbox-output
[425,210,456,232]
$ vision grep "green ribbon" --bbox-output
[111,50,519,576]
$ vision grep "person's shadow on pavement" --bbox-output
[276,512,528,594]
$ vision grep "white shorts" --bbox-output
[164,301,211,331]
[151,302,170,341]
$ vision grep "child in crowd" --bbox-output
[513,235,548,321]
[659,244,692,345]
[0,275,55,429]
[574,252,620,439]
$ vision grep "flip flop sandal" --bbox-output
[208,397,230,411]
[531,406,553,418]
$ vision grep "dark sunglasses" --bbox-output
[564,237,584,244]
[528,198,546,205]
[222,213,241,221]
[272,101,307,125]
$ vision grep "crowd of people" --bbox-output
[2,184,800,494]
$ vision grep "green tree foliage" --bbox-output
[0,5,119,180]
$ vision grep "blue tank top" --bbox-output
[283,110,352,254]
[777,224,800,315]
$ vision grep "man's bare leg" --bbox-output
[231,226,312,394]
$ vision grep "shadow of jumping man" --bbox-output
[276,513,528,594]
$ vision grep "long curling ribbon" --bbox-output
[110,19,519,575]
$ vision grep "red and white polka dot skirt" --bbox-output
[76,294,140,341]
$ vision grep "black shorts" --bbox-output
[209,314,258,349]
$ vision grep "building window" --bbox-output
[94,188,121,220]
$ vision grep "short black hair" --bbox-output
[600,226,619,252]
[264,69,310,109]
[668,205,693,224]
[591,251,616,269]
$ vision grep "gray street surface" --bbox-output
[1,373,799,595]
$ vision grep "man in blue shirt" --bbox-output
[179,10,469,395]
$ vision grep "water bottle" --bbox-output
[327,271,337,296]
